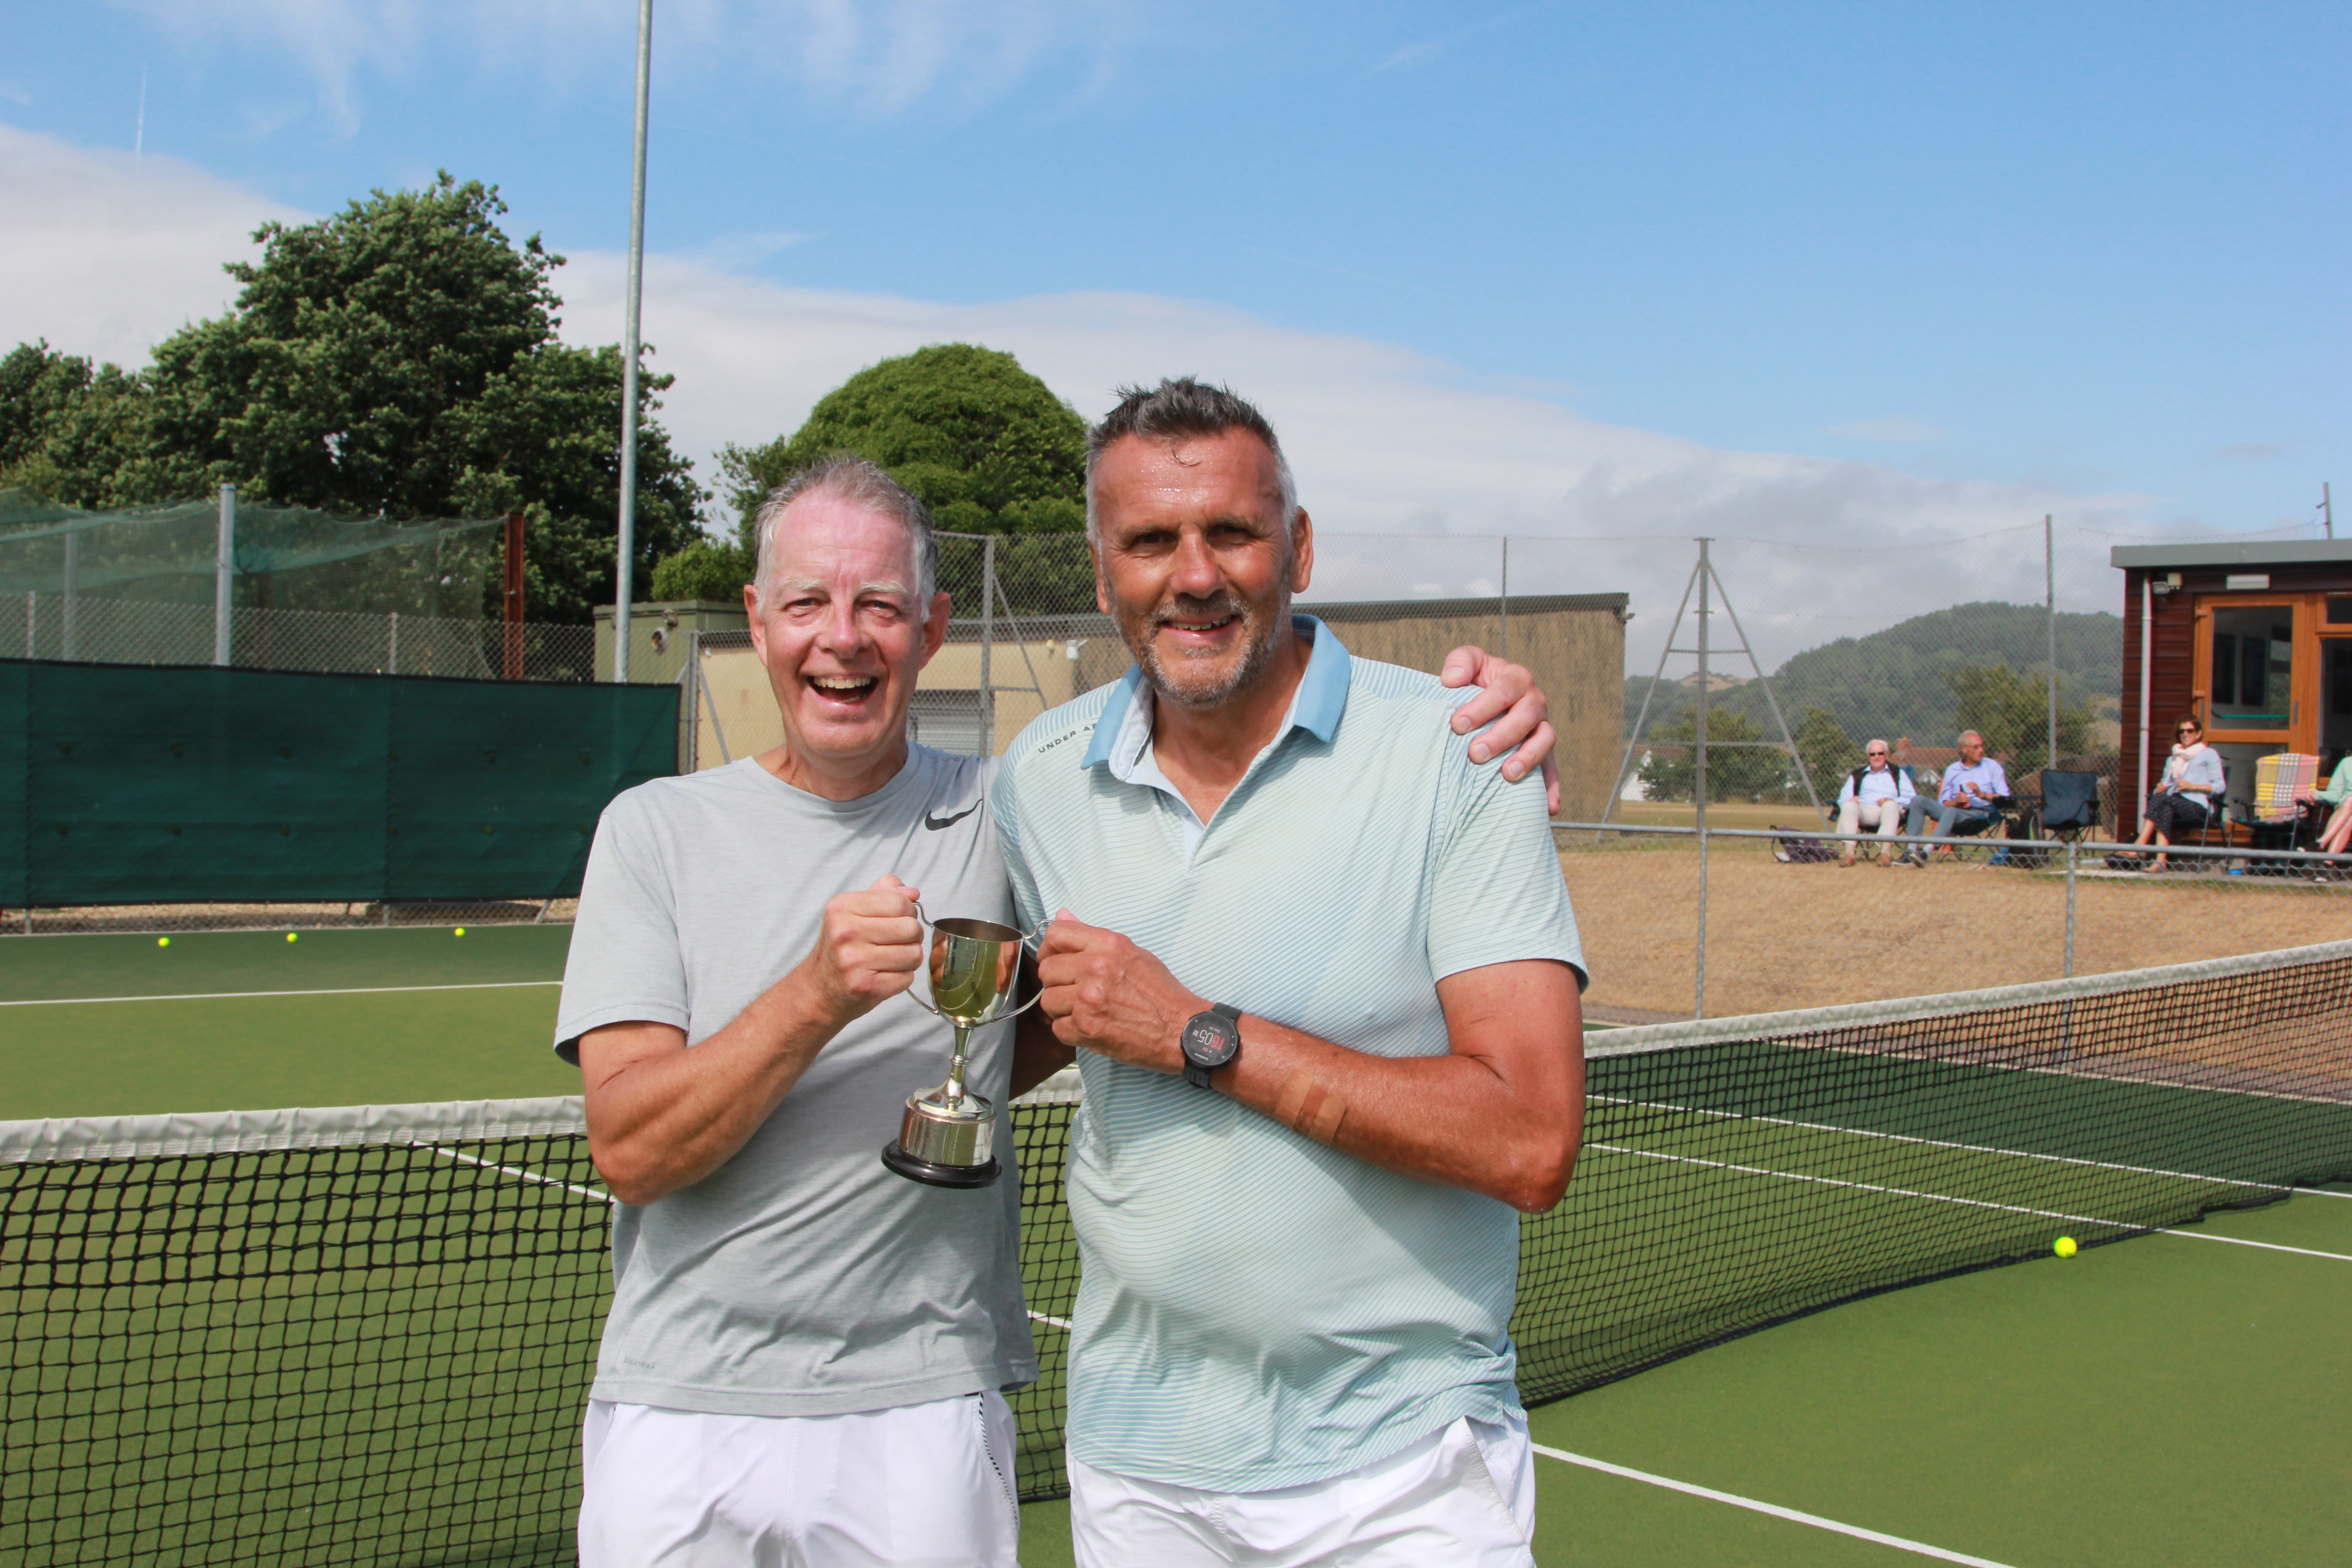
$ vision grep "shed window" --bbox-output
[2328,596,2352,625]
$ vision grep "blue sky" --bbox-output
[0,1,2344,651]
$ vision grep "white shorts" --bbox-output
[1069,1412,1536,1568]
[578,1392,1021,1568]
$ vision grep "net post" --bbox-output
[214,484,235,667]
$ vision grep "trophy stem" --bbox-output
[943,1024,972,1107]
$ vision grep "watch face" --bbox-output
[1184,1014,1238,1067]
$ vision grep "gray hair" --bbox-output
[751,454,938,606]
[1866,738,1891,754]
[1083,377,1298,549]
[1958,730,1984,746]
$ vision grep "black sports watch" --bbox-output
[1180,1003,1244,1088]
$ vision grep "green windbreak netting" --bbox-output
[0,490,500,618]
[0,660,676,906]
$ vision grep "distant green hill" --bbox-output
[1627,600,2123,747]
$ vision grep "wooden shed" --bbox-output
[2112,539,2352,839]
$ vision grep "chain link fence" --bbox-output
[5,590,599,682]
[1558,822,2352,1023]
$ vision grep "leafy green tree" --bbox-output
[1942,662,2095,779]
[705,343,1091,615]
[2,175,703,624]
[0,342,99,494]
[1788,705,1857,811]
[651,539,755,603]
[1635,707,1788,802]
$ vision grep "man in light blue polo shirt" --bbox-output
[992,379,1587,1565]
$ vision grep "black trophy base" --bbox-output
[882,1142,1002,1188]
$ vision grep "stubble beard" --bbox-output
[1117,585,1290,712]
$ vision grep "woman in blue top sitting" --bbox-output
[2294,750,2352,860]
[2126,716,2225,870]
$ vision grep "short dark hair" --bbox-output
[752,454,937,605]
[1084,377,1298,544]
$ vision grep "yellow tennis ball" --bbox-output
[157,936,171,947]
[454,927,466,937]
[286,932,299,943]
[2054,1236,2077,1259]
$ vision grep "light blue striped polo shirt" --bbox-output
[990,617,1585,1491]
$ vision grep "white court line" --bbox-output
[424,1143,613,1205]
[0,980,563,1007]
[1597,1092,2282,1194]
[1533,1445,2018,1568]
[1590,1143,2352,1262]
[1028,1310,1074,1331]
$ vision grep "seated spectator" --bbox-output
[1834,739,1915,866]
[2295,750,2352,859]
[2124,716,2224,870]
[1901,730,2008,864]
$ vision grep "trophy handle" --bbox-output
[902,897,946,1018]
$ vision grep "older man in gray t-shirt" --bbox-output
[552,457,1558,1568]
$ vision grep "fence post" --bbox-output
[2043,514,2057,776]
[1694,537,1711,1021]
[1499,536,1509,659]
[214,485,236,666]
[2063,837,2077,979]
[387,611,399,675]
[980,534,997,756]
[61,529,78,660]
[21,591,31,659]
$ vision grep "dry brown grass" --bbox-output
[1559,839,2352,1019]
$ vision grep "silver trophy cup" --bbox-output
[882,907,1044,1188]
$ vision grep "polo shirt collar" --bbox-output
[1081,614,1348,773]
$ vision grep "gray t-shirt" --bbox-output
[554,749,1034,1418]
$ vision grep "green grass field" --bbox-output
[5,926,2347,1567]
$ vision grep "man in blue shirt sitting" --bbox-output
[1901,729,2009,864]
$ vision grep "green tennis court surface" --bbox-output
[1020,1188,2352,1567]
[4,938,2346,1565]
[0,926,578,1117]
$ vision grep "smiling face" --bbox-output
[1089,428,1313,711]
[745,490,950,800]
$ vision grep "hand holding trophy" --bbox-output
[881,904,1048,1188]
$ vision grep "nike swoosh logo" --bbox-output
[924,802,982,831]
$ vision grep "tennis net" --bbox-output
[4,942,2348,1563]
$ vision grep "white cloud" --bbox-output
[8,118,2265,673]
[0,123,296,366]
[544,247,2169,666]
[103,0,1137,131]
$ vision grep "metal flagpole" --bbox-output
[612,0,653,684]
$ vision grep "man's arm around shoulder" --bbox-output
[578,876,925,1205]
